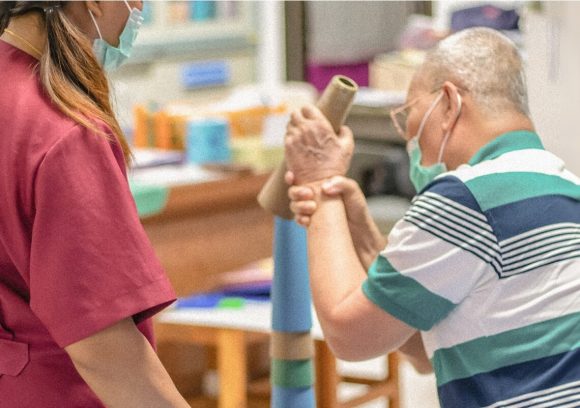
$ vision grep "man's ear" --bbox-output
[84,1,103,18]
[440,81,462,133]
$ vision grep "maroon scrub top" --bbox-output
[0,41,177,406]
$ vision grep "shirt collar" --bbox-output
[468,130,544,166]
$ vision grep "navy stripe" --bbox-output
[421,175,483,212]
[437,348,580,408]
[409,202,497,248]
[404,217,502,276]
[486,195,580,242]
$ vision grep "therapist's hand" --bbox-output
[284,105,354,185]
[286,173,387,270]
[286,174,364,227]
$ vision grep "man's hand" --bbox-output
[284,105,354,185]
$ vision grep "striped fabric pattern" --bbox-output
[362,131,580,408]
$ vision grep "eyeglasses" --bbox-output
[390,89,440,139]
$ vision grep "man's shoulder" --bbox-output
[417,174,484,216]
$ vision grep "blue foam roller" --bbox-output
[271,385,315,408]
[271,218,313,332]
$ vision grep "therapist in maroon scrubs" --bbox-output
[0,2,190,407]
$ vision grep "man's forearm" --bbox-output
[307,190,368,332]
[348,213,387,270]
[65,318,189,408]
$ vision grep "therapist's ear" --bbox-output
[85,1,103,18]
[440,81,462,133]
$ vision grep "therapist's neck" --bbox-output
[1,12,47,59]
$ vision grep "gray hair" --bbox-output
[418,27,529,115]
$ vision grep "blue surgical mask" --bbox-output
[89,0,143,71]
[407,92,462,192]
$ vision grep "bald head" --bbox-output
[415,27,529,116]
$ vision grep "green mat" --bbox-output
[129,182,169,218]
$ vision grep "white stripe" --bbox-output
[504,237,580,267]
[502,249,580,277]
[382,220,491,304]
[447,149,576,184]
[412,197,495,237]
[483,380,580,408]
[422,260,580,353]
[404,217,502,275]
[503,230,580,260]
[506,385,580,408]
[501,224,580,250]
[404,212,501,266]
[422,191,488,222]
[524,393,580,408]
[406,207,498,252]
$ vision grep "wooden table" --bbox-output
[139,170,399,407]
[156,302,399,408]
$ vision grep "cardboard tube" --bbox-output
[270,331,314,360]
[257,75,358,219]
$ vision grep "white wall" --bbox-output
[524,3,580,175]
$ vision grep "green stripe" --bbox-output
[468,131,544,165]
[271,359,314,388]
[432,311,580,386]
[362,256,455,331]
[466,173,580,211]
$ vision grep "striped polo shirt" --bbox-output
[362,130,580,408]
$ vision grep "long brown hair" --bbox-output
[0,1,132,164]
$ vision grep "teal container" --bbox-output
[186,118,231,164]
[191,1,216,21]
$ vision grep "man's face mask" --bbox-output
[89,0,143,71]
[407,91,462,192]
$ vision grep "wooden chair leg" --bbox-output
[315,340,339,407]
[217,329,247,408]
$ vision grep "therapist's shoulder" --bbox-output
[41,121,126,173]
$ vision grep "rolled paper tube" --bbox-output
[270,332,314,360]
[271,359,315,388]
[257,75,358,219]
[272,386,316,406]
[271,218,312,332]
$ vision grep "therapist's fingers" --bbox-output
[284,170,295,186]
[321,176,357,196]
[290,199,317,216]
[295,214,312,227]
[288,185,315,201]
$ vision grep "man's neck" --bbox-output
[447,113,535,170]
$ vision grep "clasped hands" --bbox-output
[284,104,360,226]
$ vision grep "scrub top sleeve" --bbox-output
[362,176,500,331]
[30,125,176,348]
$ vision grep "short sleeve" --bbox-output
[30,125,176,347]
[362,176,501,331]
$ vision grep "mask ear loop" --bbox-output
[415,91,444,142]
[437,92,462,163]
[123,0,132,13]
[88,9,103,40]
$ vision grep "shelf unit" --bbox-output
[130,1,257,64]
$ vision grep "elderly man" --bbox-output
[284,27,580,408]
